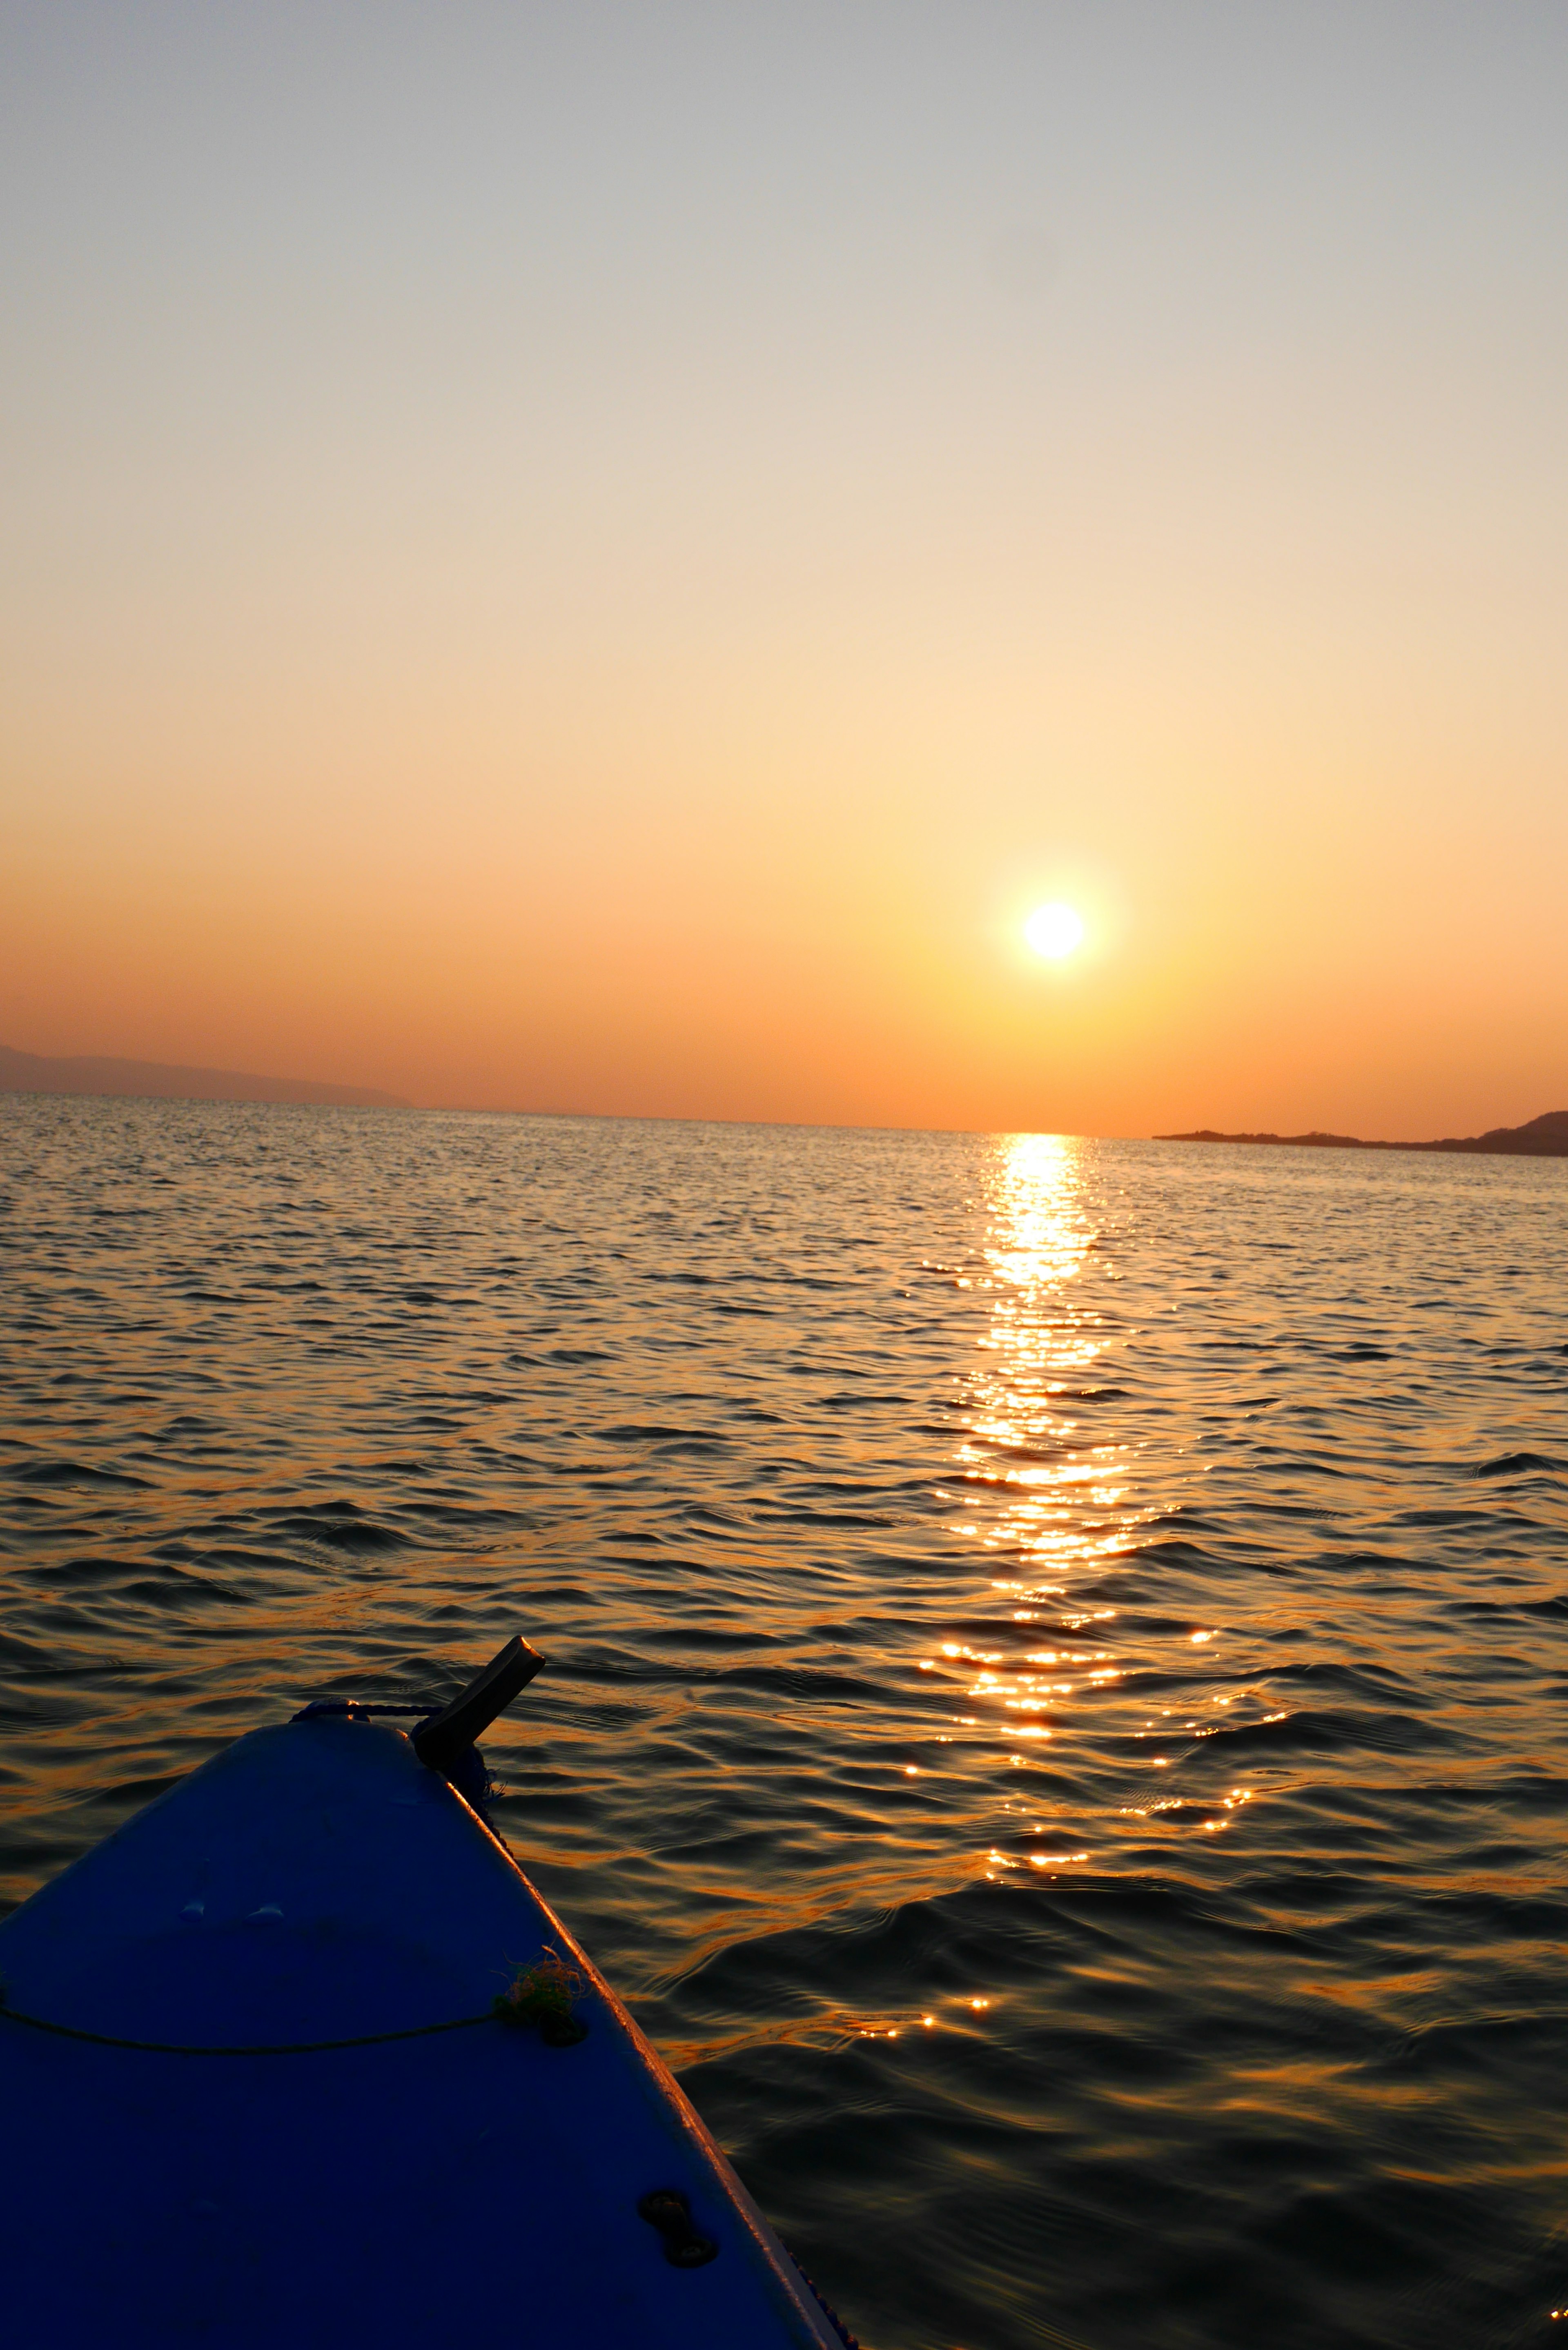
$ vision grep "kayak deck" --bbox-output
[0,1715,846,2348]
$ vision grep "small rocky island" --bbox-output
[1158,1110,1568,1158]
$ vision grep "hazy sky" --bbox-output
[4,2,1565,1134]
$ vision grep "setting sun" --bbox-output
[1023,903,1085,960]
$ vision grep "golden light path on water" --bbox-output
[946,1135,1161,1879]
[966,1133,1125,1567]
[936,1133,1258,1890]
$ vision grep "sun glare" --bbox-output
[1023,903,1085,960]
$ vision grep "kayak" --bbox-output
[0,1638,854,2348]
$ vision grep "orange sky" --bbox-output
[4,4,1566,1136]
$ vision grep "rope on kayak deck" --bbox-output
[288,1699,496,1817]
[289,1701,435,1718]
[0,1956,588,2056]
[0,1997,494,2056]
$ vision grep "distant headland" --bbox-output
[0,1044,407,1110]
[1158,1110,1568,1158]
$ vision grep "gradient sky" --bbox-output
[4,2,1565,1134]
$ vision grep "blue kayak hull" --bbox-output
[0,1717,846,2348]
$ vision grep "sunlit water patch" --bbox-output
[2,1094,1566,2348]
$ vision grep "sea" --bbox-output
[2,1091,1566,2350]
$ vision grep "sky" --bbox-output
[4,1,1565,1136]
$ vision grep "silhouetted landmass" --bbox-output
[1158,1111,1568,1158]
[0,1044,408,1110]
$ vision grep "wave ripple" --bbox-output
[2,1097,1566,2348]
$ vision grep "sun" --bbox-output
[1023,902,1085,959]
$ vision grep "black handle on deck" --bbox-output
[412,1635,546,1778]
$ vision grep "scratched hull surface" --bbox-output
[2,1093,1566,2349]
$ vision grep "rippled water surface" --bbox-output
[3,1094,1567,2348]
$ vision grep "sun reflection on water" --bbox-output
[958,1133,1138,1582]
[943,1134,1158,1831]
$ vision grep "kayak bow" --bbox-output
[0,1638,850,2349]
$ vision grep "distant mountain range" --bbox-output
[1158,1110,1568,1158]
[0,1044,408,1110]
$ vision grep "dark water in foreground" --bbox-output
[3,1094,1566,2349]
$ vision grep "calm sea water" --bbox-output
[2,1093,1566,2349]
